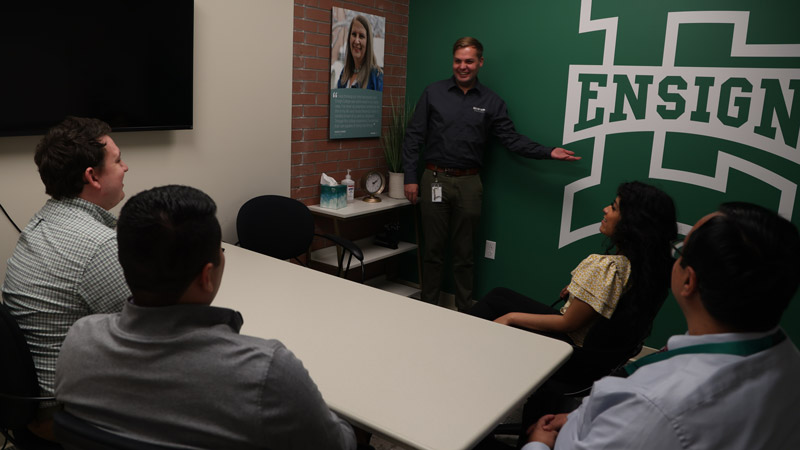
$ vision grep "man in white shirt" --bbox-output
[524,202,800,450]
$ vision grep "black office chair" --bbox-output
[53,410,182,450]
[236,195,365,282]
[0,303,62,450]
[487,290,669,448]
[548,288,667,387]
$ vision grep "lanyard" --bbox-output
[624,329,786,376]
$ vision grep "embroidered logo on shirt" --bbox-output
[472,106,486,114]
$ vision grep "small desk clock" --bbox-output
[362,170,385,203]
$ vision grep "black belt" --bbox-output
[425,163,479,176]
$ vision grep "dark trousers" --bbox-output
[469,287,572,343]
[470,287,584,449]
[419,168,482,311]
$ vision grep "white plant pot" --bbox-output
[388,171,405,199]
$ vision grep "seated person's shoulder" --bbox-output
[238,336,319,378]
[236,334,288,356]
[236,335,306,366]
[64,313,117,341]
[34,214,117,250]
[577,253,629,270]
[571,254,631,289]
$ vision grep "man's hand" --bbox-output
[404,183,419,204]
[527,413,569,448]
[551,147,581,161]
[543,413,569,431]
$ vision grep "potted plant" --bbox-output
[382,100,414,199]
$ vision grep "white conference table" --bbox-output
[215,243,572,450]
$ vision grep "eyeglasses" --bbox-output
[671,239,684,259]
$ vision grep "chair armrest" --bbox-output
[316,233,364,262]
[0,392,55,402]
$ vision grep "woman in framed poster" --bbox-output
[336,15,383,91]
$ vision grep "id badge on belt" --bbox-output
[431,182,443,202]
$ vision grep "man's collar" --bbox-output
[667,326,782,351]
[624,327,786,376]
[118,300,244,336]
[448,76,483,94]
[46,197,117,228]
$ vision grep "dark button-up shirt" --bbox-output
[402,76,553,184]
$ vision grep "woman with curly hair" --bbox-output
[470,181,677,378]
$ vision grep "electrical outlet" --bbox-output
[485,240,496,259]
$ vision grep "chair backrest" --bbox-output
[53,410,181,450]
[236,195,315,262]
[0,303,46,429]
[557,288,668,385]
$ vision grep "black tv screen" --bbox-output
[0,1,194,136]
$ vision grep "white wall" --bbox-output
[0,0,293,280]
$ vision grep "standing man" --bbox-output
[2,116,130,439]
[525,202,800,449]
[402,37,580,311]
[55,185,357,450]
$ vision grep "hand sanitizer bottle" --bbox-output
[343,169,355,203]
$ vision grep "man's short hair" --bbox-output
[453,36,483,58]
[117,185,222,305]
[34,116,112,200]
[681,202,800,332]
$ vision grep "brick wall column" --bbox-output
[292,0,409,205]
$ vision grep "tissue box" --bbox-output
[320,184,347,210]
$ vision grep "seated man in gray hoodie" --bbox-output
[55,185,356,450]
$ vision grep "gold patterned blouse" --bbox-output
[559,254,631,346]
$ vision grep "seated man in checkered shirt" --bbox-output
[2,116,131,441]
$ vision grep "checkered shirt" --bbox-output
[2,197,130,401]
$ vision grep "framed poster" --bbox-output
[329,7,385,139]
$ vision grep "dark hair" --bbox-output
[607,181,678,336]
[117,185,222,305]
[453,36,483,58]
[681,202,800,331]
[34,116,112,199]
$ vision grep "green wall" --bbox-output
[407,0,800,346]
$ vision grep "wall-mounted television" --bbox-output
[0,1,194,137]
